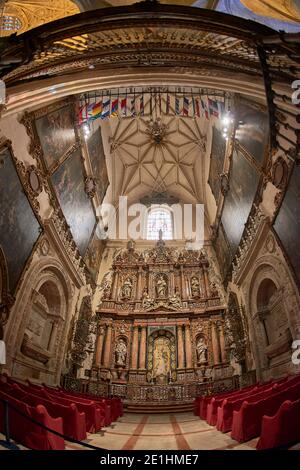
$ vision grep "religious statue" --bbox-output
[156,274,167,298]
[210,282,219,298]
[196,336,208,365]
[121,277,133,299]
[169,288,182,309]
[153,338,171,379]
[115,338,127,367]
[142,288,154,310]
[191,276,201,298]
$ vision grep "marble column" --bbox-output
[218,322,227,363]
[139,327,147,369]
[177,325,185,369]
[131,326,139,369]
[211,322,221,365]
[103,323,112,368]
[185,324,193,368]
[95,325,105,367]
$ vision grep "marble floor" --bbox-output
[2,413,300,451]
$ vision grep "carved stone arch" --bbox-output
[245,253,299,379]
[4,256,73,384]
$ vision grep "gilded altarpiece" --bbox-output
[91,238,233,389]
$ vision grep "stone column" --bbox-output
[177,325,185,369]
[136,266,143,300]
[218,322,227,363]
[112,269,119,300]
[95,325,105,367]
[185,324,193,368]
[103,323,112,368]
[48,322,58,352]
[170,268,174,295]
[180,267,186,300]
[203,268,210,298]
[139,327,147,369]
[131,326,139,369]
[211,322,221,365]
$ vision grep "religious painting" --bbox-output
[35,102,76,171]
[153,336,171,378]
[274,165,300,287]
[221,147,260,255]
[0,144,41,293]
[235,98,269,167]
[87,127,109,203]
[214,222,232,281]
[51,148,96,256]
[147,329,176,382]
[84,227,104,282]
[208,126,227,202]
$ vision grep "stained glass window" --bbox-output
[146,207,173,240]
[1,15,22,32]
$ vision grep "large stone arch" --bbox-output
[245,253,300,380]
[4,256,73,384]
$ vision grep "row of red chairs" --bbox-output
[0,375,123,450]
[194,374,300,449]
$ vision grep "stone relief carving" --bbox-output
[121,277,133,300]
[190,276,201,298]
[156,274,168,298]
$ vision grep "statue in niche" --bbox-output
[169,288,182,309]
[115,338,127,367]
[210,282,219,298]
[156,275,168,298]
[153,337,171,378]
[121,277,133,300]
[142,288,154,310]
[191,276,201,298]
[196,336,208,365]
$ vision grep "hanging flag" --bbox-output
[90,101,102,120]
[208,98,219,118]
[183,97,189,117]
[166,93,170,115]
[121,97,127,117]
[194,98,200,118]
[175,97,180,116]
[140,94,144,116]
[102,98,110,119]
[131,96,136,117]
[201,98,209,119]
[111,98,119,117]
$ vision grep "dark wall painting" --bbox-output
[87,127,109,203]
[235,99,269,167]
[51,148,96,256]
[208,126,227,202]
[0,145,40,293]
[84,228,104,282]
[221,148,260,255]
[35,103,76,171]
[274,165,300,287]
[214,222,232,281]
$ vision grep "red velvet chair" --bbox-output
[257,398,300,450]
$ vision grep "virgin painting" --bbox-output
[274,165,300,286]
[208,126,227,202]
[153,337,171,378]
[51,148,96,256]
[221,147,260,255]
[0,145,40,293]
[87,127,109,203]
[35,103,76,171]
[235,99,269,167]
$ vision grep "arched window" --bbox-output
[146,206,173,240]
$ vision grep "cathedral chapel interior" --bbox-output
[0,0,300,452]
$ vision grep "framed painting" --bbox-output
[87,126,109,203]
[208,126,227,202]
[84,226,104,282]
[34,101,77,173]
[51,147,96,256]
[0,142,41,293]
[214,222,232,281]
[274,164,300,287]
[221,147,260,255]
[234,98,269,168]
